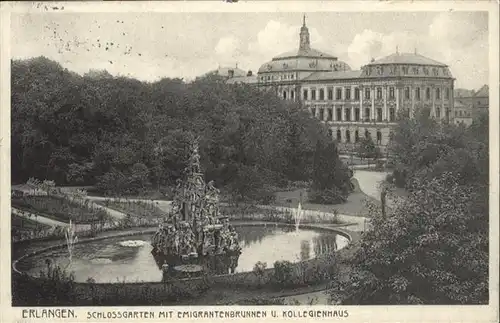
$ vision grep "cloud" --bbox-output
[215,36,243,58]
[345,12,488,89]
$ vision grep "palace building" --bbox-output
[227,17,455,152]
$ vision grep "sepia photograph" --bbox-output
[1,1,498,321]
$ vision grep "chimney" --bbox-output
[247,70,253,76]
[228,69,234,79]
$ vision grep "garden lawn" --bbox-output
[11,213,52,231]
[273,179,380,217]
[11,195,108,224]
[95,200,166,220]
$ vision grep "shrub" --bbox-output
[273,260,294,287]
[309,187,347,204]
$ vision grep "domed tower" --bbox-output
[299,14,311,51]
[257,15,351,100]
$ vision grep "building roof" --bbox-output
[226,75,259,84]
[474,84,489,97]
[455,88,475,98]
[367,52,447,67]
[204,66,247,78]
[273,48,336,60]
[258,57,350,74]
[303,70,363,81]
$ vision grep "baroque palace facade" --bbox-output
[227,17,455,152]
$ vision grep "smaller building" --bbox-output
[453,100,473,126]
[203,65,247,79]
[453,84,489,124]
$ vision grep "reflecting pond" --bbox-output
[17,225,349,283]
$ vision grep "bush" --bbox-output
[309,187,347,204]
[273,260,294,287]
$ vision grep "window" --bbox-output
[290,74,294,79]
[445,88,450,100]
[412,67,419,75]
[355,130,360,143]
[319,89,325,101]
[311,89,316,100]
[328,129,332,138]
[336,88,342,100]
[355,108,360,121]
[354,88,360,100]
[405,87,410,99]
[364,108,371,121]
[365,88,371,100]
[402,66,409,74]
[426,87,430,100]
[376,131,382,144]
[291,90,295,100]
[416,88,421,100]
[344,108,351,121]
[436,107,441,118]
[455,110,458,117]
[345,88,351,100]
[346,130,351,143]
[365,129,371,139]
[303,89,308,100]
[283,91,287,100]
[376,108,383,122]
[311,107,316,117]
[376,87,382,100]
[436,88,441,100]
[336,108,342,121]
[328,88,333,100]
[389,108,395,122]
[327,108,333,121]
[459,110,463,116]
[389,87,395,100]
[336,130,342,141]
[319,108,324,120]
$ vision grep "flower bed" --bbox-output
[11,195,111,224]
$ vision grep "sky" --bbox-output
[11,11,489,90]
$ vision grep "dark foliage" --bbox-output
[11,57,349,201]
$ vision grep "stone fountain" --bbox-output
[151,138,241,278]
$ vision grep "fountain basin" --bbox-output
[13,223,350,284]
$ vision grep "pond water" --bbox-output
[16,225,349,283]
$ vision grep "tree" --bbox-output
[309,140,351,204]
[11,57,331,201]
[334,173,488,304]
[357,136,381,166]
[333,112,489,305]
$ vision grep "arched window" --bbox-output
[376,131,382,144]
[291,90,295,100]
[355,130,360,143]
[336,130,342,142]
[328,128,333,138]
[283,91,287,100]
[436,108,441,118]
[346,130,351,143]
[319,89,325,100]
[365,129,370,139]
[425,87,430,100]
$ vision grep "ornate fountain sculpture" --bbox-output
[151,139,241,277]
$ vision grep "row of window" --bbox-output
[311,107,396,122]
[303,86,451,101]
[327,128,384,145]
[261,73,295,82]
[455,110,471,117]
[312,106,447,122]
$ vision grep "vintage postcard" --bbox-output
[0,1,498,322]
